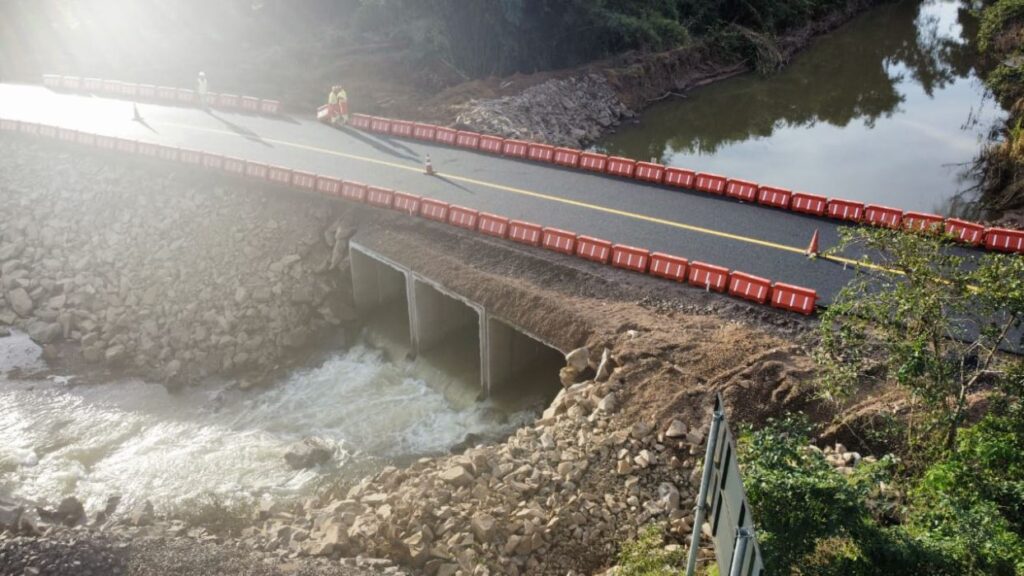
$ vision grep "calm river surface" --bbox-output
[599,0,1005,214]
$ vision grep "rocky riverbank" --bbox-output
[0,136,358,388]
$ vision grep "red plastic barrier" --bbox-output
[76,132,96,147]
[945,218,985,246]
[18,122,39,136]
[156,146,180,162]
[579,152,608,173]
[728,272,772,304]
[201,153,224,170]
[58,128,78,143]
[576,235,613,264]
[156,86,177,100]
[903,212,944,233]
[241,96,261,112]
[649,253,688,282]
[61,76,81,90]
[791,192,828,216]
[456,131,481,149]
[202,92,218,107]
[349,114,373,130]
[177,88,196,105]
[864,205,903,229]
[606,156,636,178]
[477,213,510,238]
[137,84,157,99]
[726,179,758,202]
[448,205,479,230]
[366,186,394,208]
[42,74,63,88]
[292,171,317,190]
[217,93,240,108]
[542,227,577,255]
[388,120,414,138]
[341,181,368,203]
[315,175,341,195]
[664,167,695,189]
[94,134,117,150]
[223,157,246,175]
[137,142,160,157]
[502,139,529,158]
[259,99,281,115]
[528,143,556,163]
[392,192,422,215]
[120,83,139,98]
[316,105,331,122]
[412,123,437,141]
[634,162,665,184]
[694,173,727,195]
[548,147,578,168]
[244,162,269,180]
[103,79,121,93]
[757,186,792,209]
[509,220,543,246]
[82,77,103,91]
[267,165,293,185]
[38,125,58,138]
[611,244,650,273]
[434,127,457,146]
[687,261,729,293]
[114,138,137,154]
[420,198,450,222]
[0,119,18,131]
[771,283,817,315]
[479,135,504,154]
[984,227,1024,254]
[827,198,864,222]
[179,148,203,165]
[369,117,391,133]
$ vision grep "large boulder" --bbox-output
[565,347,590,372]
[284,437,333,470]
[54,496,86,526]
[439,465,474,487]
[7,288,33,317]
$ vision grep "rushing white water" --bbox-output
[0,333,538,516]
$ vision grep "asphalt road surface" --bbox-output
[0,83,929,304]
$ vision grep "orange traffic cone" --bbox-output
[806,228,820,258]
[424,155,435,176]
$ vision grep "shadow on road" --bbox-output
[132,117,158,134]
[337,125,419,162]
[205,109,272,147]
[433,174,476,195]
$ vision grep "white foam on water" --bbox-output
[0,342,536,515]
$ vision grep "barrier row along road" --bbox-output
[0,116,818,315]
[42,74,283,116]
[334,109,1024,256]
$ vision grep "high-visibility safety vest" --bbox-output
[197,77,207,94]
[328,91,338,105]
[338,89,348,102]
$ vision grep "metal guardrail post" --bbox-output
[728,528,752,576]
[685,410,724,576]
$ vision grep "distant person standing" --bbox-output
[196,71,208,107]
[328,86,339,123]
[336,86,349,125]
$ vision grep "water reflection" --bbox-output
[599,0,1003,213]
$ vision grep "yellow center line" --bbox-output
[156,119,898,274]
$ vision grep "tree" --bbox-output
[815,227,1024,454]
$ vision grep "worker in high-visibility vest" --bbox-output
[328,86,339,123]
[336,86,349,125]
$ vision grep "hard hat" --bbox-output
[199,71,206,77]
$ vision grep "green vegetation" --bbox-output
[616,524,687,576]
[730,227,1024,575]
[355,0,855,77]
[975,0,1024,215]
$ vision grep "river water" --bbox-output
[0,331,542,516]
[599,0,1005,215]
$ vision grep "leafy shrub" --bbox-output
[616,524,686,576]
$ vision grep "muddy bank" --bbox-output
[429,0,889,148]
[0,136,359,387]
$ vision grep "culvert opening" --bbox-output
[486,317,564,407]
[350,247,410,352]
[411,278,482,399]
